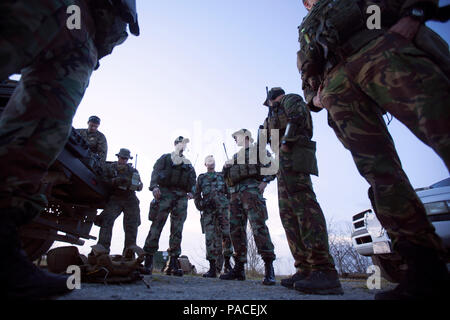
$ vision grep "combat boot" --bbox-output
[164,256,184,277]
[172,256,184,277]
[281,270,310,289]
[293,269,344,295]
[262,259,276,286]
[375,241,449,300]
[223,256,233,274]
[219,261,245,281]
[141,254,153,275]
[1,210,71,299]
[203,260,217,278]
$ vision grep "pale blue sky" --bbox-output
[65,0,449,274]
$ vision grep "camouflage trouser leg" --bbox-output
[277,171,335,272]
[97,202,124,252]
[144,191,188,257]
[143,202,171,256]
[0,0,97,222]
[122,197,141,250]
[218,206,233,258]
[230,188,275,263]
[321,32,447,253]
[203,210,223,261]
[168,196,188,257]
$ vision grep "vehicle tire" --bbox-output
[371,255,407,283]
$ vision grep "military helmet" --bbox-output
[263,87,285,106]
[174,136,190,145]
[232,129,254,143]
[116,148,133,159]
[88,115,101,124]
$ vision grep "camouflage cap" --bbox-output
[116,148,133,159]
[88,115,101,124]
[232,129,254,143]
[263,87,285,106]
[174,136,190,145]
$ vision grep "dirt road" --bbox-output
[54,273,393,300]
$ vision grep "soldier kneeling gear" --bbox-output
[219,261,245,281]
[203,260,217,278]
[164,256,183,277]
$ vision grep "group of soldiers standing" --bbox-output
[0,0,449,300]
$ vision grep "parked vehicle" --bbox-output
[351,178,450,282]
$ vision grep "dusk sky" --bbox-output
[49,0,450,274]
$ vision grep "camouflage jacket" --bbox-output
[76,129,108,162]
[103,162,143,197]
[223,144,276,190]
[149,153,196,193]
[262,93,313,147]
[194,171,229,211]
[298,0,440,109]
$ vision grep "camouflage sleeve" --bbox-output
[260,150,277,183]
[282,94,309,128]
[302,79,317,109]
[262,117,271,144]
[133,167,143,191]
[149,154,167,191]
[97,132,108,162]
[301,78,323,113]
[188,166,197,194]
[193,175,203,210]
[101,162,116,186]
[76,128,87,140]
[262,118,268,130]
[222,176,230,199]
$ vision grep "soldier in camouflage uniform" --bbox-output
[298,0,449,299]
[262,87,342,295]
[0,0,139,298]
[219,129,277,286]
[194,155,233,278]
[76,115,108,162]
[95,148,143,253]
[143,136,197,277]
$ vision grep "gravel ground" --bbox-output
[54,273,395,300]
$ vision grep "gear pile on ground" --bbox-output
[47,244,147,285]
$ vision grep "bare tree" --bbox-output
[327,219,371,275]
[246,225,264,277]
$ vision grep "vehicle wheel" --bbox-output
[371,255,407,283]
